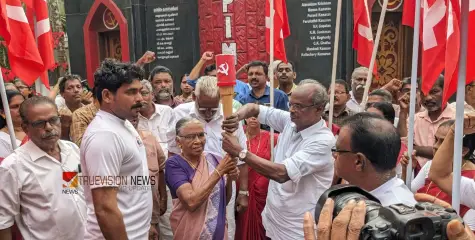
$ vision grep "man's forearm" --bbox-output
[397,111,408,137]
[243,152,290,183]
[414,146,434,159]
[236,104,260,121]
[189,59,206,80]
[429,129,455,192]
[96,208,128,240]
[0,227,12,240]
[158,171,167,203]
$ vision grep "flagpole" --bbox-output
[405,0,422,188]
[33,15,49,96]
[269,0,275,161]
[0,67,18,150]
[360,0,388,110]
[328,0,342,127]
[451,0,469,214]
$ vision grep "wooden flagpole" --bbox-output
[328,0,343,127]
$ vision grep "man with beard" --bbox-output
[0,96,86,240]
[346,67,370,112]
[238,61,289,111]
[167,76,247,240]
[276,61,297,96]
[81,60,152,240]
[222,80,335,240]
[58,74,85,140]
[324,79,355,126]
[149,66,181,108]
[398,75,454,167]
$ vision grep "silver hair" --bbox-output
[195,76,219,98]
[140,79,153,93]
[351,67,369,80]
[298,79,329,107]
[175,117,203,136]
[369,89,393,103]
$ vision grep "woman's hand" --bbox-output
[217,155,237,175]
[401,150,417,170]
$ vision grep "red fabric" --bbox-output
[442,1,475,104]
[352,0,378,76]
[402,0,416,27]
[265,0,290,62]
[23,0,54,89]
[0,0,44,85]
[417,170,475,217]
[235,129,278,240]
[397,141,408,165]
[326,121,340,136]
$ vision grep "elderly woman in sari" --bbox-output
[165,117,238,239]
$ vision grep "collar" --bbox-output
[278,83,297,95]
[96,110,126,124]
[189,102,224,122]
[139,104,161,120]
[370,176,399,195]
[291,118,326,139]
[250,86,271,99]
[418,106,455,123]
[24,140,72,162]
[349,91,359,104]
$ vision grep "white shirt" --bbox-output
[81,110,152,240]
[138,104,173,156]
[346,91,363,113]
[0,140,86,240]
[167,101,247,157]
[55,95,66,109]
[257,106,335,240]
[0,131,21,158]
[461,176,475,209]
[370,176,417,207]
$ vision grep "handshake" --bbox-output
[304,185,475,240]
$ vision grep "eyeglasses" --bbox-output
[178,132,207,141]
[331,146,356,156]
[288,103,318,111]
[27,116,61,129]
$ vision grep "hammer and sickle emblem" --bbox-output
[218,63,229,76]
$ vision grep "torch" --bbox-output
[215,54,236,118]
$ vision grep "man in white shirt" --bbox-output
[334,112,416,207]
[166,76,247,240]
[346,67,370,112]
[81,60,153,240]
[0,96,86,240]
[222,80,335,240]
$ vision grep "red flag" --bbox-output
[265,0,290,63]
[421,0,447,95]
[443,0,475,104]
[0,0,44,85]
[23,0,54,88]
[402,0,417,27]
[352,0,378,75]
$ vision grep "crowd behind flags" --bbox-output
[0,0,54,87]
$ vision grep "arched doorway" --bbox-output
[83,0,130,87]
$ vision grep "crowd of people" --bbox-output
[0,50,474,240]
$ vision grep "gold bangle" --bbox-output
[215,169,222,178]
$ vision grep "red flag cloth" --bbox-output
[23,0,54,88]
[421,0,447,95]
[352,0,378,75]
[0,0,44,85]
[265,0,290,62]
[402,0,416,27]
[442,0,475,104]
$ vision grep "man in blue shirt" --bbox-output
[238,61,289,111]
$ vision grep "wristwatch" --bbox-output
[238,149,248,161]
[239,190,249,196]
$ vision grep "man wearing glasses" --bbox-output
[0,96,86,239]
[166,75,247,240]
[221,79,335,240]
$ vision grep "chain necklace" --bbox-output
[425,161,469,197]
[180,154,204,174]
[246,129,262,153]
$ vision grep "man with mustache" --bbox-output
[324,79,355,126]
[238,61,289,111]
[346,67,370,112]
[222,79,335,240]
[58,74,85,140]
[167,76,247,240]
[398,75,455,167]
[276,61,297,96]
[0,96,86,240]
[149,66,182,108]
[81,59,153,240]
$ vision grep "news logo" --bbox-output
[62,171,79,194]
